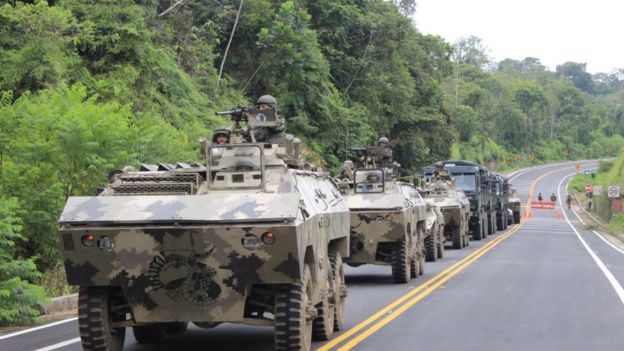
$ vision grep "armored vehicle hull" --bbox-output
[59,143,350,351]
[344,172,428,284]
[421,181,470,250]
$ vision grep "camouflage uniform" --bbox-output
[252,95,285,143]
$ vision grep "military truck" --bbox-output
[58,107,350,351]
[508,188,522,224]
[424,160,496,241]
[339,146,428,284]
[420,177,471,250]
[494,173,510,231]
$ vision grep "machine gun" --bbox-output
[215,106,279,143]
[352,145,394,169]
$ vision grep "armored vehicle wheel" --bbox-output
[275,266,314,351]
[437,234,445,258]
[329,251,346,331]
[410,257,418,278]
[471,220,482,241]
[312,257,335,340]
[78,287,126,351]
[451,226,462,249]
[166,322,188,334]
[425,232,437,262]
[418,249,425,276]
[513,212,520,224]
[132,324,167,344]
[391,241,410,284]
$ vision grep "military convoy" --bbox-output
[337,145,431,283]
[58,99,517,350]
[423,160,499,242]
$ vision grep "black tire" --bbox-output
[410,258,418,278]
[425,232,437,262]
[496,213,503,231]
[451,226,462,249]
[513,212,520,224]
[275,266,313,351]
[391,241,409,284]
[78,287,127,351]
[132,324,167,344]
[329,251,346,331]
[472,220,482,241]
[437,230,445,259]
[312,257,335,340]
[166,322,188,334]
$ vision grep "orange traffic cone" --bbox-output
[526,211,532,218]
[556,212,562,220]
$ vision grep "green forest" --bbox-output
[1,0,624,324]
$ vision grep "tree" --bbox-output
[0,197,48,326]
[556,61,594,93]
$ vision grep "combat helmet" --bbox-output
[212,126,231,143]
[378,137,389,145]
[257,95,277,110]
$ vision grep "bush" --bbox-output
[0,197,48,326]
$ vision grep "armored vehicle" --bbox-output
[58,108,350,351]
[424,160,496,241]
[494,173,510,231]
[508,188,522,224]
[420,177,471,250]
[339,146,428,284]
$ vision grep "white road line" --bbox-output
[0,317,77,340]
[565,180,624,255]
[558,173,624,305]
[33,337,80,351]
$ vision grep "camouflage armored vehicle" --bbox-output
[508,188,522,224]
[424,161,496,241]
[58,107,350,351]
[340,145,429,284]
[420,176,471,250]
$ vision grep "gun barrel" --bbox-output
[215,107,246,116]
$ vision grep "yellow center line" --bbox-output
[317,223,521,351]
[322,166,572,351]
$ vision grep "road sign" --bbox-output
[575,164,581,171]
[585,183,592,193]
[594,185,603,196]
[608,185,620,198]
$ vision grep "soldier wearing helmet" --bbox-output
[432,161,449,182]
[377,136,393,166]
[235,158,256,172]
[212,126,231,145]
[252,95,285,143]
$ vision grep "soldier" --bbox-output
[235,159,255,172]
[377,137,393,166]
[339,160,354,181]
[432,161,449,181]
[212,126,231,145]
[252,95,285,143]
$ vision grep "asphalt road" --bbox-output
[3,161,624,351]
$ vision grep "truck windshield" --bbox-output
[208,144,263,189]
[453,174,477,192]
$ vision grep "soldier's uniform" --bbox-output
[252,95,285,143]
[432,161,449,181]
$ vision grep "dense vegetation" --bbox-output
[569,151,624,234]
[1,0,623,324]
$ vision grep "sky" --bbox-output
[414,0,623,74]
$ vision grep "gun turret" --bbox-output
[215,105,279,143]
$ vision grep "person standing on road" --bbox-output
[566,194,572,208]
[550,193,557,202]
[537,192,543,201]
